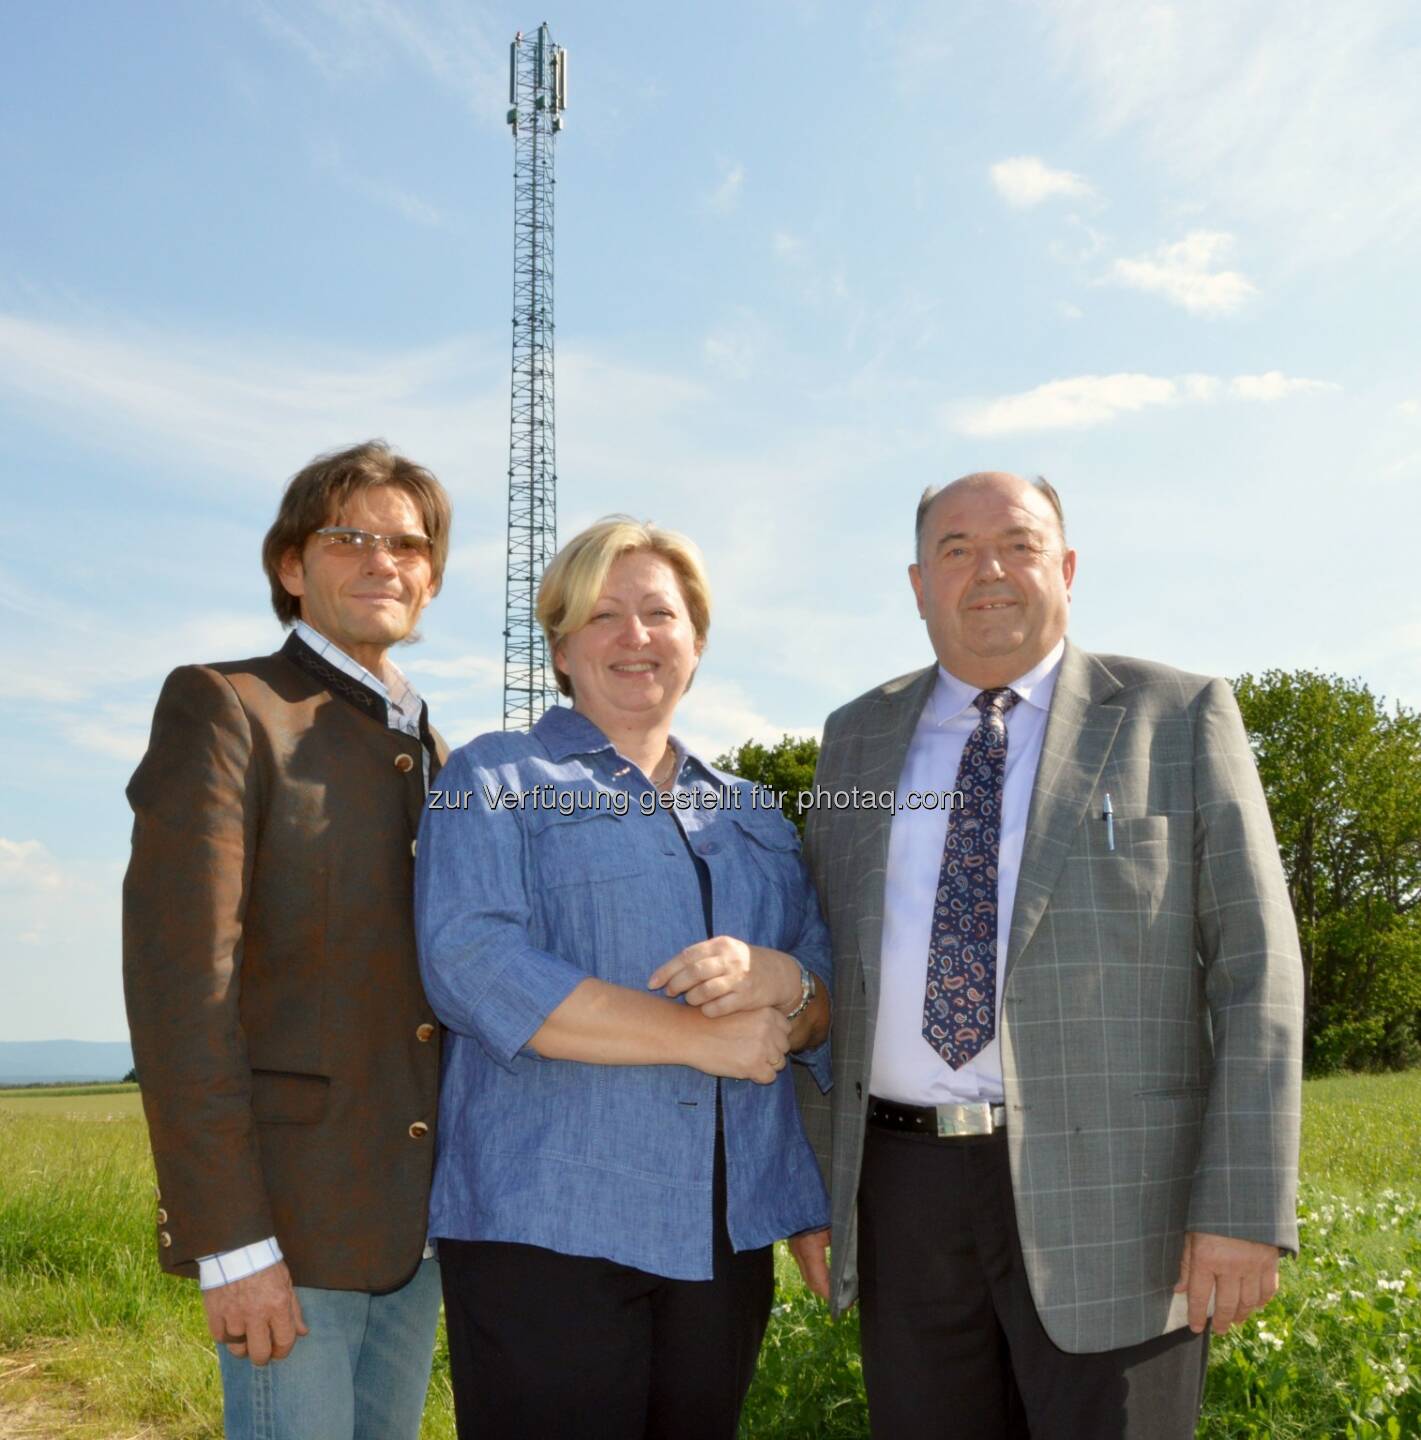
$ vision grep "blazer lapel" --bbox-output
[854,666,936,1013]
[1006,642,1124,970]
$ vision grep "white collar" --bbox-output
[292,619,421,720]
[931,637,1066,726]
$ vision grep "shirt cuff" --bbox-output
[792,1035,832,1093]
[197,1236,284,1291]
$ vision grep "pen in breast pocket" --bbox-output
[1102,793,1115,851]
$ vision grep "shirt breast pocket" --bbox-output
[724,808,806,948]
[530,806,643,887]
[527,805,652,980]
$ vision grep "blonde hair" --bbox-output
[537,516,712,699]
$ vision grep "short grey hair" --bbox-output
[914,473,1066,557]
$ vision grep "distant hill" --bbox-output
[0,1040,134,1085]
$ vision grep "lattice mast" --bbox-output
[502,23,567,729]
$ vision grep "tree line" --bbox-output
[719,670,1421,1075]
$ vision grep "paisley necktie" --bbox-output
[922,687,1019,1068]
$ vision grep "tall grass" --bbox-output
[0,1106,220,1436]
[2,1074,1418,1438]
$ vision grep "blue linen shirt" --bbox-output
[414,705,832,1281]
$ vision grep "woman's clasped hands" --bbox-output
[648,937,803,1085]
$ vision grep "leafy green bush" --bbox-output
[1233,671,1421,1075]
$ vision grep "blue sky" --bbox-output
[3,0,1419,1042]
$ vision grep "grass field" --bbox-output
[0,1087,143,1118]
[1,1075,1418,1438]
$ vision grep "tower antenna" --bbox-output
[502,22,566,729]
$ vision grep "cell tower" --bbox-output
[502,22,567,730]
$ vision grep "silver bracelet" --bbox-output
[784,964,816,1021]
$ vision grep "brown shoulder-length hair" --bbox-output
[261,440,453,625]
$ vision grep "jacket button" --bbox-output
[410,839,418,858]
[409,1121,429,1139]
[158,1231,172,1248]
[156,1207,168,1223]
[416,1023,435,1043]
[394,752,415,773]
[154,1185,162,1202]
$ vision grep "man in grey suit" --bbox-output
[790,471,1303,1438]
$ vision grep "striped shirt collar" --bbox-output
[292,619,424,736]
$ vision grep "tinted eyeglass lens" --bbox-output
[316,529,432,563]
[318,531,366,557]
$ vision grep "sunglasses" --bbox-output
[312,527,433,565]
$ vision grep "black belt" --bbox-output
[869,1095,1008,1138]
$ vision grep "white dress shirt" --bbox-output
[869,640,1064,1108]
[197,621,430,1290]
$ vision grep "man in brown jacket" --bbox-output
[123,441,453,1440]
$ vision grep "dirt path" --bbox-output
[0,1356,179,1440]
[0,1380,74,1439]
[0,1356,97,1439]
[0,1350,195,1440]
[0,1391,167,1440]
[0,1393,173,1440]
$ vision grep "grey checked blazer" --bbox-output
[795,641,1304,1353]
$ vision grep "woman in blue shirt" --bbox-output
[414,517,832,1440]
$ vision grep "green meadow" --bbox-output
[1,1075,1418,1438]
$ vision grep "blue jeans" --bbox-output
[217,1259,442,1440]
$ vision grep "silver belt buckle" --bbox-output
[934,1101,1003,1137]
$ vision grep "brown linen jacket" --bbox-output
[122,633,448,1293]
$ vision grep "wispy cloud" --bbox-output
[956,373,1174,435]
[989,155,1094,208]
[0,310,504,487]
[951,370,1337,435]
[1048,214,1109,265]
[404,652,503,686]
[1229,372,1335,402]
[0,308,735,759]
[1110,231,1256,316]
[246,0,507,126]
[1039,0,1421,265]
[771,230,803,262]
[248,0,347,80]
[309,138,441,227]
[768,230,851,310]
[0,839,62,896]
[5,600,281,737]
[706,160,745,215]
[702,308,766,382]
[675,678,816,762]
[0,852,124,1037]
[60,708,160,766]
[0,308,716,523]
